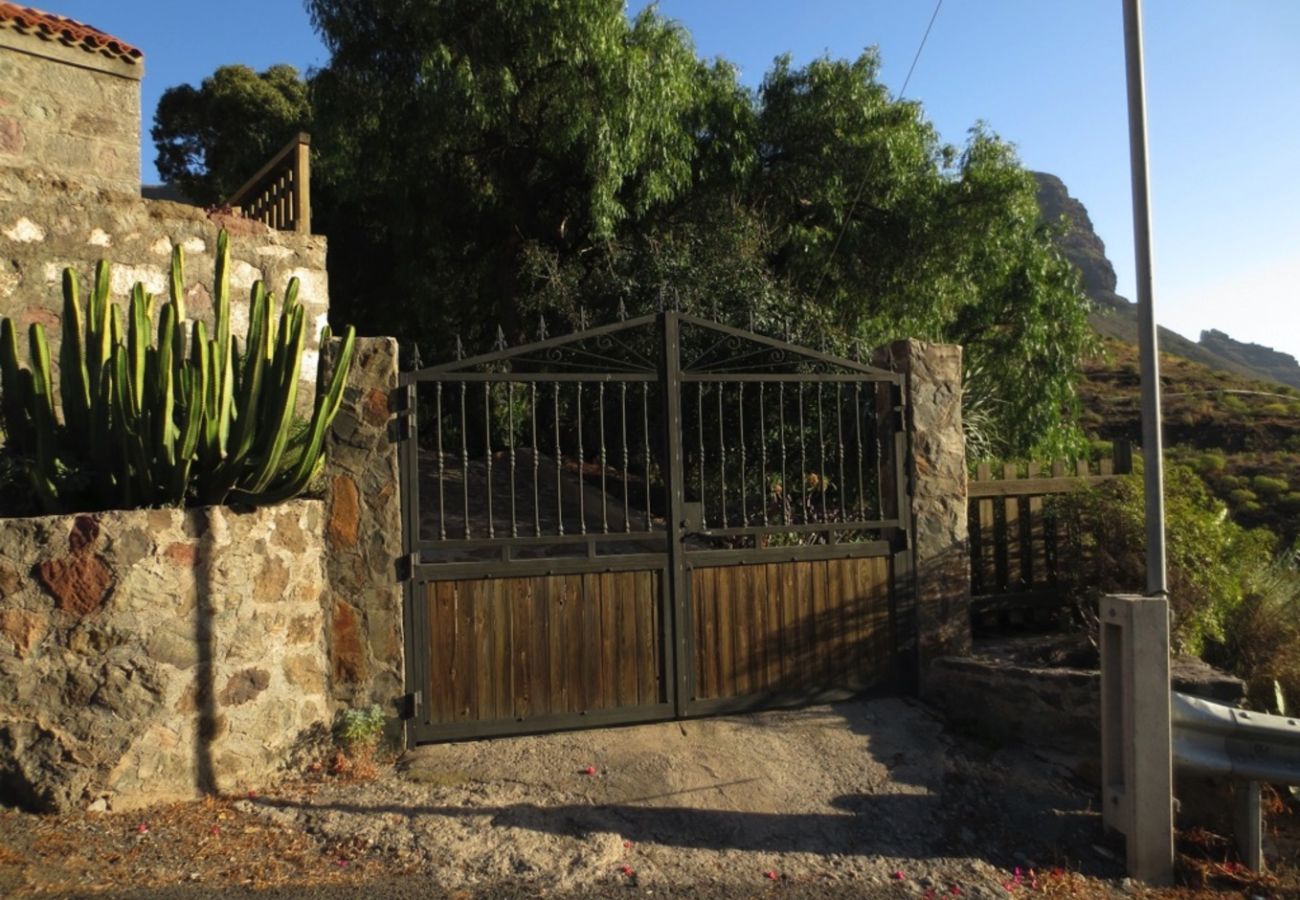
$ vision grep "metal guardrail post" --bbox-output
[1100,593,1174,883]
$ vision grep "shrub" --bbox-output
[1215,550,1300,712]
[1228,488,1258,506]
[1194,452,1227,473]
[1252,474,1289,497]
[1053,463,1276,656]
[0,231,355,513]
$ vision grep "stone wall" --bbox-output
[873,340,971,681]
[323,337,404,715]
[925,653,1246,783]
[0,33,141,195]
[0,501,330,812]
[0,166,329,410]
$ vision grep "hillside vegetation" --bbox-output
[1078,337,1300,544]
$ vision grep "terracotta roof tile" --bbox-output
[0,3,142,64]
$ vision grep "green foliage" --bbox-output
[1252,474,1289,497]
[0,231,356,513]
[1194,451,1226,473]
[1054,463,1276,656]
[336,703,385,748]
[1228,488,1258,506]
[1214,549,1300,712]
[152,64,312,205]
[154,1,1096,459]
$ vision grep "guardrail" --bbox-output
[1172,692,1300,869]
[225,132,311,234]
[1101,593,1300,878]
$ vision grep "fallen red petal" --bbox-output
[764,870,779,880]
[892,870,905,880]
[583,766,596,775]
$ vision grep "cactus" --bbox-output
[0,229,356,514]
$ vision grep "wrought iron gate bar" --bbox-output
[576,382,586,535]
[423,313,659,372]
[686,520,901,538]
[679,373,896,383]
[674,313,895,377]
[408,372,658,382]
[417,532,661,550]
[484,383,493,539]
[435,383,446,540]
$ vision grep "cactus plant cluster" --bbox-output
[0,230,355,513]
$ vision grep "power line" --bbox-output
[810,0,944,304]
[899,0,944,99]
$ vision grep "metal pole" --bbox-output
[1122,0,1167,596]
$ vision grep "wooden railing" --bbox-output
[226,133,311,234]
[968,440,1133,618]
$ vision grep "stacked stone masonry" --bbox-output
[0,166,329,412]
[0,29,142,195]
[323,337,404,714]
[0,501,330,812]
[874,339,972,679]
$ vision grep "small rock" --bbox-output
[87,798,107,813]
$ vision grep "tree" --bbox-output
[154,4,1095,457]
[151,64,312,205]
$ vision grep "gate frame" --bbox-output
[397,310,916,744]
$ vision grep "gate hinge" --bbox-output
[390,415,414,443]
[399,690,422,721]
[389,387,414,443]
[396,552,419,581]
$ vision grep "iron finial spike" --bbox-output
[747,308,755,332]
[410,341,423,371]
[577,305,588,331]
[657,285,666,313]
[671,288,681,312]
[454,334,464,360]
[853,340,862,363]
[537,314,548,341]
[494,324,508,351]
[617,298,628,322]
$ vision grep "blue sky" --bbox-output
[48,1,1300,361]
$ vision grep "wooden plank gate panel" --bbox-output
[420,571,665,727]
[689,557,895,707]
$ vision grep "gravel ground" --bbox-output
[1,696,1290,898]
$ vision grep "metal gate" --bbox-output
[396,312,913,742]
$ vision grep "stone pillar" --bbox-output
[873,340,971,682]
[323,337,404,713]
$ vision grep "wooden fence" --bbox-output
[226,133,311,234]
[968,441,1133,618]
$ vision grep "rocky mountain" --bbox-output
[1032,172,1300,390]
[1199,329,1300,390]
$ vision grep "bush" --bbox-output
[1194,452,1226,473]
[1053,463,1276,656]
[1228,488,1258,506]
[1252,474,1289,497]
[1215,550,1300,712]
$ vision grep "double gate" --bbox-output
[397,312,914,742]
